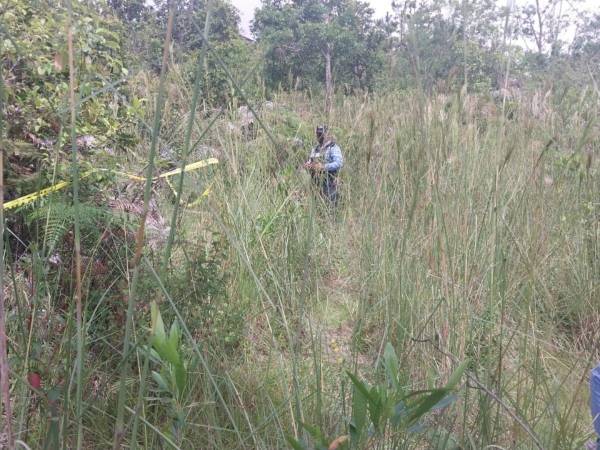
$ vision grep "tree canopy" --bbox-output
[252,0,390,94]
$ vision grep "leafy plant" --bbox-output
[289,344,468,449]
[1,0,139,202]
[148,301,189,445]
[25,200,110,256]
[157,235,245,349]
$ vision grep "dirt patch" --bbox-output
[320,321,371,368]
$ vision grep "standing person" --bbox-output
[303,125,343,207]
[590,364,600,449]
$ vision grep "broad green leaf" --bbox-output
[368,386,384,432]
[407,389,447,425]
[150,336,168,362]
[96,27,120,40]
[350,382,367,445]
[152,370,169,392]
[346,372,375,404]
[104,40,119,50]
[43,419,59,450]
[168,320,180,352]
[445,360,469,391]
[403,388,438,399]
[383,343,400,390]
[431,394,457,411]
[347,372,385,431]
[162,335,181,366]
[174,362,187,398]
[391,400,408,426]
[150,301,166,342]
[174,407,186,427]
[47,386,61,402]
[405,360,467,425]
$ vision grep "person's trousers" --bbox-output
[322,178,338,206]
[591,364,600,448]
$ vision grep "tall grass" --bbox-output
[0,63,14,450]
[112,6,174,449]
[3,8,600,450]
[65,2,84,447]
[162,0,213,269]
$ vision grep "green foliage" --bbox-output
[149,301,189,444]
[2,0,130,137]
[107,0,150,23]
[151,0,241,50]
[289,344,468,449]
[572,12,600,60]
[111,0,261,107]
[117,0,242,68]
[25,200,110,255]
[253,0,389,92]
[1,0,141,200]
[148,234,246,350]
[4,0,600,448]
[190,38,261,107]
[387,0,504,91]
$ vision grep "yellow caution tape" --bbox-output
[164,176,179,198]
[4,170,95,211]
[165,177,213,208]
[97,169,147,182]
[4,158,219,211]
[158,158,219,179]
[186,185,212,208]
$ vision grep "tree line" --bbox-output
[2,0,599,183]
[104,0,600,96]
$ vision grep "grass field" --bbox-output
[4,68,600,448]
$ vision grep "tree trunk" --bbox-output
[324,42,333,119]
[551,0,563,56]
[461,0,469,92]
[535,0,544,55]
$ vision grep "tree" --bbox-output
[106,0,258,108]
[253,0,388,112]
[1,0,135,200]
[108,0,242,72]
[519,0,579,57]
[572,12,600,61]
[391,0,462,89]
[107,0,149,23]
[390,0,505,91]
[151,0,241,51]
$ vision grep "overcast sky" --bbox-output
[233,0,598,37]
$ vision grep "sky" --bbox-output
[232,0,598,38]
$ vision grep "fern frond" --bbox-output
[26,201,110,255]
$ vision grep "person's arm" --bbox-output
[304,147,316,168]
[323,144,343,172]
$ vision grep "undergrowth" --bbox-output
[3,67,600,450]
